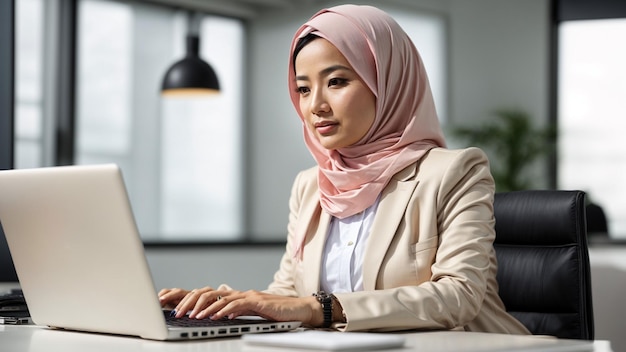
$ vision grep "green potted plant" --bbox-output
[450,108,556,192]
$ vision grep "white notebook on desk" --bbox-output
[0,164,301,340]
[243,330,406,351]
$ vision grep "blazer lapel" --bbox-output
[300,208,331,295]
[362,163,419,290]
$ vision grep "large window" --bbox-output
[75,0,244,241]
[16,0,245,242]
[558,19,626,238]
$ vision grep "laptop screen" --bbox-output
[0,228,18,283]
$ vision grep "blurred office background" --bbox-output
[12,0,626,244]
[2,0,626,350]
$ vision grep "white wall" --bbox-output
[146,245,285,291]
[448,0,550,127]
[446,0,551,187]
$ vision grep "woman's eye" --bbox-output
[328,77,348,87]
[296,86,310,95]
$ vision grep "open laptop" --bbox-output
[0,164,301,340]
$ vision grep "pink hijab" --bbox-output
[289,5,446,256]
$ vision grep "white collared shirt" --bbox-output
[320,197,380,293]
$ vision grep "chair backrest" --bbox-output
[493,190,594,340]
[586,202,609,236]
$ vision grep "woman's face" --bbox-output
[294,38,376,150]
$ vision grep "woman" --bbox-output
[159,4,529,334]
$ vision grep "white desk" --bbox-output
[0,325,612,352]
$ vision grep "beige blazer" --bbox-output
[266,147,530,334]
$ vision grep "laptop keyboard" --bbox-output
[0,290,29,312]
[162,310,300,339]
[164,312,269,328]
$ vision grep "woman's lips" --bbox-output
[314,121,338,135]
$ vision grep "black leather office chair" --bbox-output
[586,202,609,237]
[493,190,594,340]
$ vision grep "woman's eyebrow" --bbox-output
[319,64,352,76]
[295,64,352,81]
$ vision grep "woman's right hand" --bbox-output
[158,287,191,310]
[158,284,235,315]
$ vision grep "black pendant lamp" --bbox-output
[161,12,220,96]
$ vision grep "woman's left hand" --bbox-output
[167,288,323,327]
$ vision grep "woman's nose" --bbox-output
[310,89,330,115]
